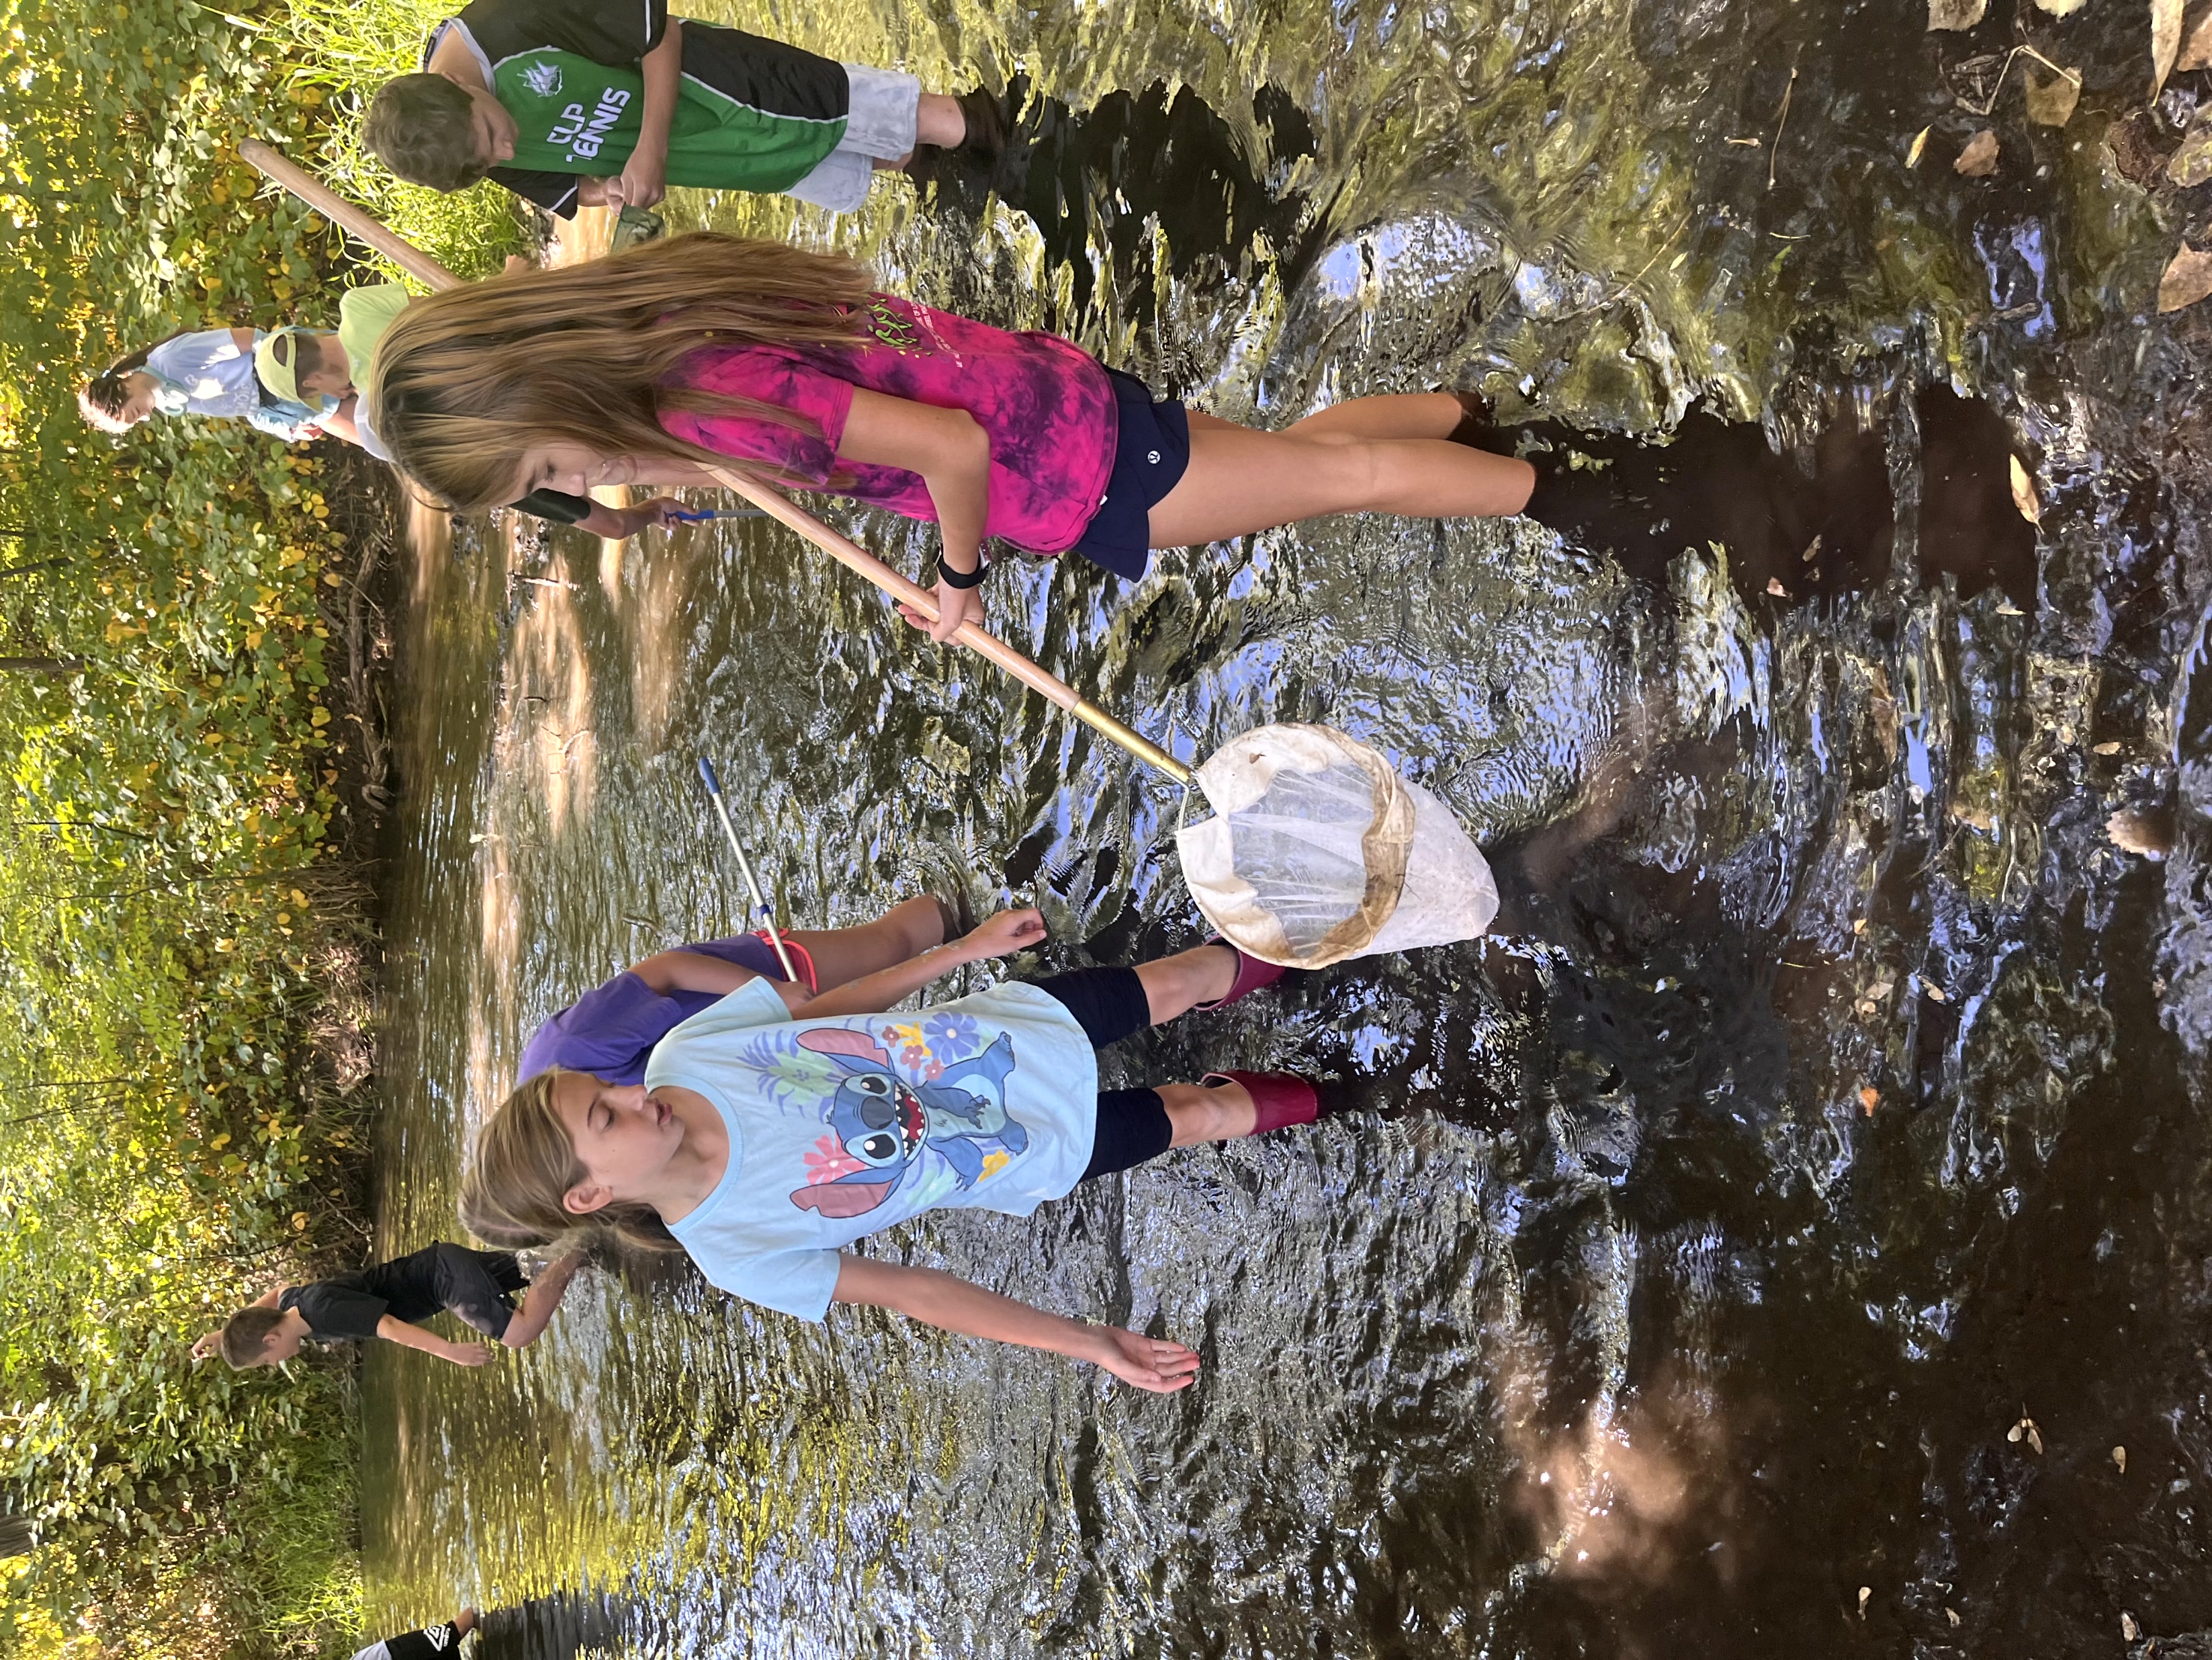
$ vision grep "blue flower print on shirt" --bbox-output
[922,1012,980,1061]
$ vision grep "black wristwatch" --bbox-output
[937,556,987,590]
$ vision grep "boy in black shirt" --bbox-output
[364,0,1000,220]
[351,1608,476,1660]
[195,1242,582,1369]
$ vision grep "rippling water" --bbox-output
[356,0,2212,1650]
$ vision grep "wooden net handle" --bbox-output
[237,140,1191,784]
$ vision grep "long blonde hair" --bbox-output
[460,1068,684,1254]
[373,232,876,509]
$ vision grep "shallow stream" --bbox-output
[361,0,2212,1650]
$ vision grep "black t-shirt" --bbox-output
[281,1243,470,1341]
[429,0,670,217]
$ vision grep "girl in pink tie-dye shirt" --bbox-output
[371,232,1537,642]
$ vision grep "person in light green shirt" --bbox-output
[256,283,683,539]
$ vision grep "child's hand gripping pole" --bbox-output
[696,757,801,982]
[702,466,1194,785]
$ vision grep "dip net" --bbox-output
[1175,724,1499,969]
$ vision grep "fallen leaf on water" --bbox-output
[1802,535,1824,563]
[2169,120,2212,186]
[1854,916,1869,934]
[2156,0,2185,100]
[2095,740,2124,755]
[1947,1608,1963,1628]
[2007,1422,2025,1443]
[2025,61,2083,126]
[2037,0,2088,11]
[1857,1586,1872,1618]
[2109,807,2176,858]
[1997,598,2026,616]
[2160,244,2212,313]
[2184,1,2212,68]
[1956,129,2001,175]
[2027,1422,2043,1454]
[2114,1444,2129,1472]
[1860,1086,1880,1114]
[1929,0,1987,25]
[1908,124,1932,166]
[2124,1612,2142,1642]
[2010,455,2042,524]
[1767,577,1788,596]
[1857,999,1879,1017]
[1925,981,1948,1002]
[1868,981,1895,999]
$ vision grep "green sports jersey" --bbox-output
[491,46,844,190]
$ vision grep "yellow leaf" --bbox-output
[2156,0,2184,99]
[2160,243,2212,313]
[2169,120,2212,186]
[1955,129,2001,176]
[2184,1,2212,69]
[208,1134,230,1151]
[2024,63,2082,127]
[310,707,331,727]
[2009,456,2041,525]
[1907,125,1931,166]
[1928,0,1986,26]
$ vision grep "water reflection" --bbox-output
[355,0,2212,1649]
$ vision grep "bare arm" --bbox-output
[611,19,681,208]
[319,395,361,446]
[774,909,1045,1019]
[836,386,993,644]
[831,1256,1201,1392]
[630,949,765,997]
[576,496,686,538]
[227,327,258,353]
[498,1252,584,1349]
[376,1314,493,1367]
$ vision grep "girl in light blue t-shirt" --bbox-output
[463,910,1322,1393]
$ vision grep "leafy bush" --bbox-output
[0,0,442,1651]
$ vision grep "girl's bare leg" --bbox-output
[1157,1077,1257,1144]
[1278,391,1464,443]
[914,92,966,148]
[783,896,947,990]
[1148,414,1537,547]
[1133,943,1240,1023]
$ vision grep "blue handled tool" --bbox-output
[696,757,799,981]
[668,508,765,523]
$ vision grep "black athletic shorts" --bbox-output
[1026,968,1176,1181]
[1069,370,1192,583]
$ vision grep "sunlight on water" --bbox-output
[357,0,2212,1650]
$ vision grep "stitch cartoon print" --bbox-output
[792,1027,1030,1218]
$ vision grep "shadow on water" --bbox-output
[352,0,2212,1648]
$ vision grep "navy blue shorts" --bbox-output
[1026,969,1176,1181]
[1068,370,1192,583]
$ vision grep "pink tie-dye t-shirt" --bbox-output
[657,295,1119,555]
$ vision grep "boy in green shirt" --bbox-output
[364,0,1000,218]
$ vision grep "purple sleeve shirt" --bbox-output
[517,972,729,1086]
[657,295,1118,555]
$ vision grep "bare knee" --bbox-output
[1158,1077,1254,1146]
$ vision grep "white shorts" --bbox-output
[786,64,922,212]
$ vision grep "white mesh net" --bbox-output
[1175,724,1500,969]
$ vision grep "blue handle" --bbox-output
[697,756,722,794]
[670,508,719,522]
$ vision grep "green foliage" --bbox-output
[0,0,403,1653]
[274,0,531,277]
